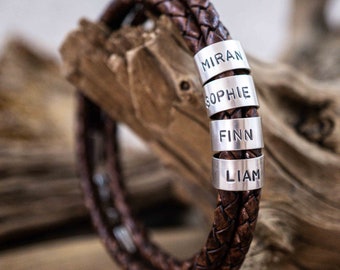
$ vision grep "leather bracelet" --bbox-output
[76,1,263,269]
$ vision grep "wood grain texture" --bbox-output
[0,40,182,246]
[0,40,81,243]
[0,228,206,270]
[1,0,339,269]
[60,14,340,269]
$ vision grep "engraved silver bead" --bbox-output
[210,117,263,151]
[212,155,264,191]
[194,40,250,84]
[204,74,259,116]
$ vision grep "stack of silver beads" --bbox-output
[194,40,264,191]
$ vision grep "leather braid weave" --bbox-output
[77,94,156,270]
[76,0,262,269]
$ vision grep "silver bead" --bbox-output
[113,225,136,253]
[212,155,264,191]
[210,117,263,151]
[194,40,250,84]
[204,75,259,116]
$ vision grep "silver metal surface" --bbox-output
[93,172,111,202]
[210,117,263,151]
[212,155,264,191]
[194,40,250,84]
[113,225,136,253]
[93,172,109,186]
[204,75,259,116]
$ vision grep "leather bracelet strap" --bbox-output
[76,1,262,269]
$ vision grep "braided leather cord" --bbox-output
[76,0,262,269]
[77,94,156,270]
[141,2,262,269]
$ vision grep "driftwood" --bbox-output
[0,40,81,244]
[0,1,339,269]
[0,40,181,247]
[60,6,340,270]
[0,228,205,270]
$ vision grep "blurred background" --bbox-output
[0,0,294,61]
[0,1,339,269]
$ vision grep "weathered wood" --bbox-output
[60,16,340,269]
[0,228,206,270]
[0,40,183,245]
[1,3,339,269]
[0,39,81,242]
[61,18,214,205]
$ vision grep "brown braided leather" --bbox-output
[77,94,155,270]
[76,0,262,269]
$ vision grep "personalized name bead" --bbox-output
[210,117,263,151]
[194,40,250,84]
[204,74,259,116]
[212,155,264,191]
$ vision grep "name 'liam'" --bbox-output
[226,169,261,182]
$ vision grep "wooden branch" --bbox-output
[60,17,340,269]
[0,40,183,245]
[0,40,80,242]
